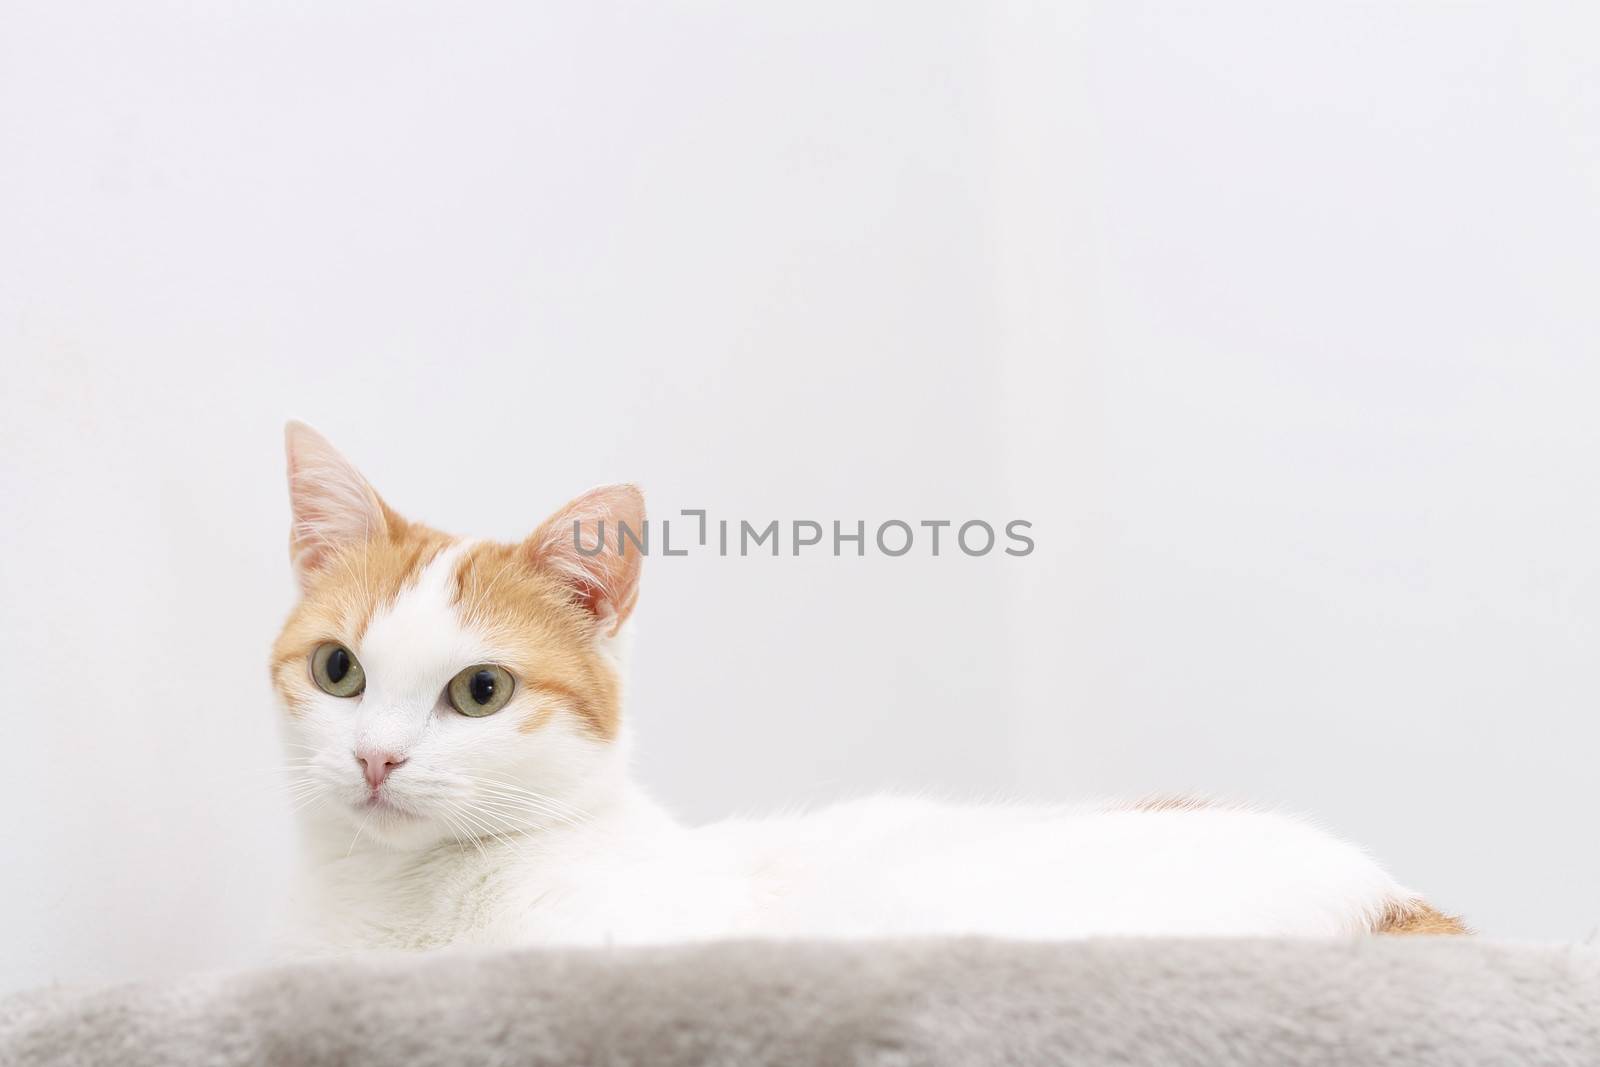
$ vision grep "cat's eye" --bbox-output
[447,665,515,717]
[310,643,366,698]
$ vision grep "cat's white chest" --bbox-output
[291,814,748,953]
[290,848,511,953]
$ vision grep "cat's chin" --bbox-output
[359,793,420,821]
[321,794,452,852]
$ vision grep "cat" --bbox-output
[273,422,1465,954]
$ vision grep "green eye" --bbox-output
[448,665,514,717]
[310,643,365,698]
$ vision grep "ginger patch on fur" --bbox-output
[1371,900,1469,936]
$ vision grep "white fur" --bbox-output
[281,546,1415,956]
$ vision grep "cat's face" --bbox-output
[271,422,642,851]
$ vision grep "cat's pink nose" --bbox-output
[356,749,406,789]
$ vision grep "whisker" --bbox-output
[441,803,495,862]
[470,788,588,827]
[344,805,377,857]
[436,812,470,860]
[290,792,331,816]
[464,776,592,819]
[472,793,576,825]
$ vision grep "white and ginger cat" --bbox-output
[274,422,1464,954]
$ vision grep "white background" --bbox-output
[3,2,1597,994]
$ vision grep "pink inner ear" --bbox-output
[284,421,389,583]
[528,484,646,636]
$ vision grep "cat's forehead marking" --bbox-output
[323,523,455,644]
[358,540,485,690]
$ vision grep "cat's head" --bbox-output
[270,422,642,851]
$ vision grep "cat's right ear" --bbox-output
[284,421,389,589]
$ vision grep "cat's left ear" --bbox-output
[283,421,390,589]
[526,484,645,638]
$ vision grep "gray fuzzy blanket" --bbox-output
[3,938,1597,1066]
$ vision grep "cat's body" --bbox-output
[274,424,1463,956]
[291,791,1422,954]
